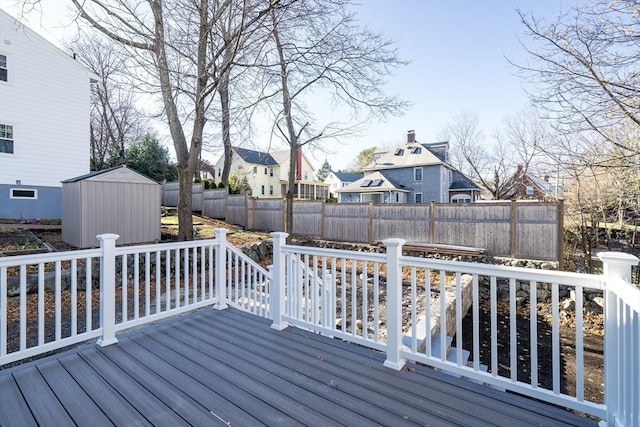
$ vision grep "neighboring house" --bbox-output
[324,171,364,198]
[0,9,95,219]
[212,147,280,197]
[501,164,561,200]
[335,130,481,204]
[212,146,328,199]
[271,148,328,200]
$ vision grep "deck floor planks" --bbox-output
[0,374,37,427]
[147,326,343,426]
[115,337,264,427]
[131,329,301,426]
[36,359,113,426]
[78,348,190,426]
[97,343,228,426]
[11,365,74,426]
[203,310,519,426]
[170,313,463,426]
[0,307,599,427]
[159,319,418,426]
[57,353,152,427]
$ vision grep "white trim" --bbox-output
[10,188,38,199]
[414,192,423,203]
[414,166,423,181]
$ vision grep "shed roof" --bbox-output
[335,171,408,193]
[234,147,278,166]
[61,165,159,185]
[332,172,364,182]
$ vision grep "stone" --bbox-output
[562,299,575,310]
[592,296,604,308]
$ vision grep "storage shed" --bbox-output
[62,166,161,248]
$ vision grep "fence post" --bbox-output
[598,251,639,426]
[270,231,289,330]
[383,237,406,370]
[97,233,119,347]
[368,201,374,245]
[429,201,435,243]
[214,228,228,310]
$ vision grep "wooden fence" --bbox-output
[161,183,563,261]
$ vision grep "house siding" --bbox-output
[0,11,92,218]
[0,184,61,218]
[381,165,444,203]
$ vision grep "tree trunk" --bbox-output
[219,71,233,186]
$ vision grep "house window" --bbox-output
[261,185,265,195]
[361,193,382,203]
[252,166,257,173]
[414,193,423,203]
[304,172,308,180]
[269,168,274,177]
[451,194,471,203]
[10,188,37,199]
[264,167,268,175]
[0,54,6,82]
[526,186,534,195]
[0,124,14,154]
[217,168,221,177]
[414,167,423,182]
[269,185,273,195]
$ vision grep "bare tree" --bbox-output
[517,1,640,165]
[265,0,408,233]
[70,0,269,240]
[443,108,549,199]
[71,36,147,170]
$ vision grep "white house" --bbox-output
[213,146,328,199]
[324,171,364,198]
[0,9,94,219]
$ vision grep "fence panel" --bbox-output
[516,202,559,260]
[373,204,429,243]
[251,199,283,232]
[203,189,228,219]
[434,203,511,255]
[192,183,203,212]
[293,201,323,237]
[324,203,370,243]
[226,195,246,227]
[161,182,179,207]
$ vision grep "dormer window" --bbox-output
[0,54,7,82]
[394,148,404,156]
[361,179,373,187]
[410,146,421,154]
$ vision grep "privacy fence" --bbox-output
[162,184,563,261]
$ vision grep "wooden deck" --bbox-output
[0,308,596,427]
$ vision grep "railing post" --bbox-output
[97,233,119,347]
[322,273,335,331]
[598,251,639,426]
[270,231,289,330]
[383,237,406,370]
[214,228,228,310]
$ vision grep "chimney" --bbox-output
[407,130,415,143]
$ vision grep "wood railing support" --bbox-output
[383,237,406,370]
[97,233,119,347]
[270,231,289,330]
[214,228,228,310]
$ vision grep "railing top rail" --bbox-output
[114,238,220,256]
[226,245,270,276]
[282,244,386,263]
[400,254,603,288]
[0,248,103,267]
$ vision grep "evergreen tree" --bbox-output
[316,159,332,181]
[126,134,178,182]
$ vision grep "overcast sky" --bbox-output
[0,0,573,170]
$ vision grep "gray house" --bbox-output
[62,166,160,248]
[335,130,481,204]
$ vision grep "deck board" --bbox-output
[0,307,598,427]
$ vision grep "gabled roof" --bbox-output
[332,172,364,182]
[61,165,158,185]
[363,142,446,171]
[234,147,278,166]
[335,171,408,193]
[449,170,481,191]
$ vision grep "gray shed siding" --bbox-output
[381,165,444,203]
[62,167,160,248]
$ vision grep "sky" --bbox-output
[0,0,572,171]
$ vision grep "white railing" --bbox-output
[0,229,270,366]
[269,232,640,425]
